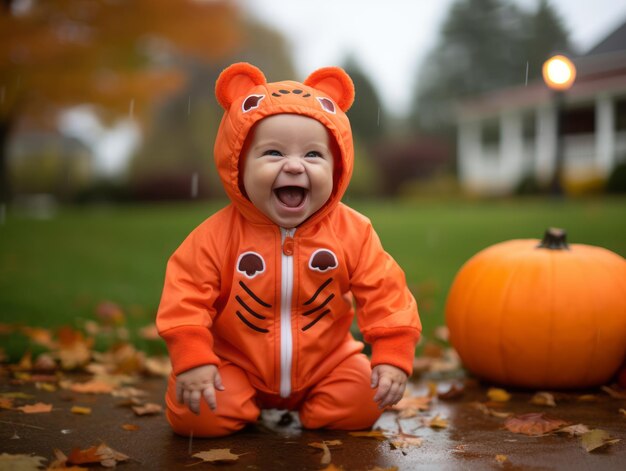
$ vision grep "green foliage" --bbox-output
[410,0,571,133]
[343,56,386,143]
[606,162,626,194]
[345,139,381,198]
[128,18,297,200]
[1,198,624,342]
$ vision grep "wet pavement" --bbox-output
[1,374,625,470]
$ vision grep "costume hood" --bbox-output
[213,62,355,226]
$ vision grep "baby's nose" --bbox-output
[282,157,305,174]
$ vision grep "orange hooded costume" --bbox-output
[157,63,421,436]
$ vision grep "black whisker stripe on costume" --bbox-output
[236,311,269,333]
[302,293,335,316]
[239,281,272,307]
[303,278,333,305]
[302,310,331,331]
[235,295,266,320]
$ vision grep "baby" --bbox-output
[156,63,421,437]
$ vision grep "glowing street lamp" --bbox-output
[542,54,577,194]
[542,55,576,91]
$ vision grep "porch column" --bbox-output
[596,94,615,177]
[458,119,482,191]
[499,111,524,190]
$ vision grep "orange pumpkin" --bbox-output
[445,228,626,389]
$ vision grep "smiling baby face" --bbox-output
[242,114,334,229]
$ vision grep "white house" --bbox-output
[456,22,626,195]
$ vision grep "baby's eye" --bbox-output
[263,150,282,157]
[305,151,322,158]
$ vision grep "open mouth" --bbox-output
[274,186,307,208]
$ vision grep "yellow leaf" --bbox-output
[71,406,92,415]
[425,414,448,429]
[36,382,57,392]
[487,388,511,403]
[580,429,621,453]
[308,440,342,465]
[349,430,387,440]
[0,453,47,469]
[495,454,508,464]
[530,392,556,407]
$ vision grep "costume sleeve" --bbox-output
[156,222,223,375]
[350,223,421,376]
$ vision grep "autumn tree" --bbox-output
[0,0,242,204]
[128,17,297,200]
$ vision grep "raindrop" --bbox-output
[377,107,380,127]
[188,429,194,455]
[61,429,72,434]
[0,204,5,225]
[1,86,4,104]
[10,430,19,440]
[190,172,199,198]
[188,96,191,116]
[129,99,135,118]
[525,61,529,86]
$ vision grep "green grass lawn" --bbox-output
[1,196,625,354]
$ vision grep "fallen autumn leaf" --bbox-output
[580,429,621,453]
[0,453,47,470]
[530,392,556,407]
[17,402,53,414]
[487,388,511,403]
[192,449,244,463]
[504,413,569,436]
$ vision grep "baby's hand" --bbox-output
[175,364,224,414]
[371,364,407,409]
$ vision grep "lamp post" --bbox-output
[542,54,576,195]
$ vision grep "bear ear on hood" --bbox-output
[304,67,354,112]
[215,62,267,110]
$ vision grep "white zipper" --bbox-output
[279,227,295,398]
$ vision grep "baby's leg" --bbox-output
[299,353,382,430]
[165,362,260,437]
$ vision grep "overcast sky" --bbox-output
[239,0,626,117]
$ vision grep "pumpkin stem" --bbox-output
[537,227,570,250]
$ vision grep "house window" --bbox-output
[481,118,500,146]
[522,112,535,140]
[616,97,626,131]
[560,105,594,135]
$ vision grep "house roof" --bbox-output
[586,20,626,56]
[457,20,626,121]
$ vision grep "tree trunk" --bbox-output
[0,116,14,205]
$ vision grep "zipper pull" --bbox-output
[282,236,294,256]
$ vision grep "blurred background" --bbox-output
[1,0,625,352]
